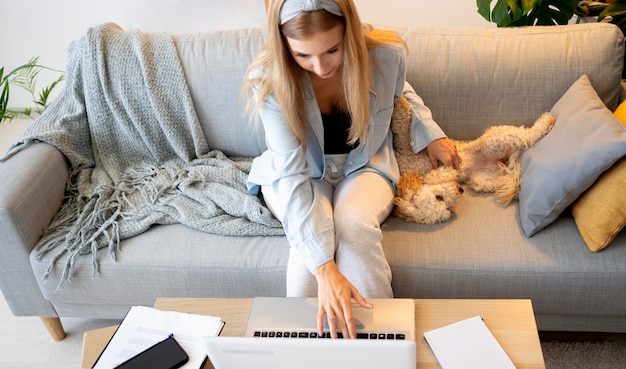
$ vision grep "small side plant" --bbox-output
[0,57,65,123]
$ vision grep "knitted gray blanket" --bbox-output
[5,23,283,284]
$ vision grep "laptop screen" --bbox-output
[202,336,417,369]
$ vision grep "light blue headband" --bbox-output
[279,0,344,25]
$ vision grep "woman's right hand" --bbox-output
[313,260,372,339]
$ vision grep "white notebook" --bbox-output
[424,315,516,369]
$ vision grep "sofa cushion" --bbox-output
[382,189,626,332]
[519,75,626,237]
[572,157,626,252]
[571,101,626,252]
[31,224,290,317]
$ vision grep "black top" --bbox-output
[322,110,358,154]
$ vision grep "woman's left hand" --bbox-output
[426,137,461,169]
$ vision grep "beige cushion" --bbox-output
[571,101,626,252]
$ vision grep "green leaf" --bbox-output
[599,2,626,21]
[510,0,577,26]
[11,63,40,93]
[0,80,9,120]
[35,74,65,111]
[491,0,515,26]
[477,0,576,26]
[1,56,66,123]
[477,0,535,26]
[521,0,539,14]
[595,1,626,38]
[477,0,493,22]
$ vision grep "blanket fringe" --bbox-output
[36,155,284,289]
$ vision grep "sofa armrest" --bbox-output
[0,143,68,317]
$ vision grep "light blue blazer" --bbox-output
[246,44,446,272]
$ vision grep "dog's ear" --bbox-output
[393,191,453,224]
[391,97,414,156]
[392,197,416,222]
[396,172,422,196]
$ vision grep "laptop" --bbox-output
[201,297,416,369]
[244,297,416,340]
[202,336,416,369]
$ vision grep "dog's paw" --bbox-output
[531,112,556,141]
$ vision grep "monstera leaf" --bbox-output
[477,0,578,27]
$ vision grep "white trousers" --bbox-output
[262,154,395,298]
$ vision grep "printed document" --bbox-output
[92,305,224,369]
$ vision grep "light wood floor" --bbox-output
[0,292,118,369]
[0,118,31,153]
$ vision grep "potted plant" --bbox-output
[0,57,65,124]
[477,0,579,27]
[597,0,626,34]
[575,1,613,20]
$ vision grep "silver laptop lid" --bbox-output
[244,297,415,341]
[202,336,416,369]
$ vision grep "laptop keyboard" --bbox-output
[253,330,406,340]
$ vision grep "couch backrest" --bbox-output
[399,23,624,140]
[174,28,267,158]
[174,23,624,157]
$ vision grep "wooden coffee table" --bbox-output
[82,298,545,369]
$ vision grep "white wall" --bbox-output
[356,0,489,28]
[1,0,490,108]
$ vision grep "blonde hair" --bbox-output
[242,0,407,147]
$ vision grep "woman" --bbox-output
[244,0,460,339]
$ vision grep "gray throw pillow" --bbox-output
[519,74,626,237]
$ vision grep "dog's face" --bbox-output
[393,172,464,224]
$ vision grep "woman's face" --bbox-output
[285,24,345,80]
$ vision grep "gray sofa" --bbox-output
[2,23,626,341]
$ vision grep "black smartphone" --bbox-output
[114,336,189,369]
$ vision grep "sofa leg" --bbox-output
[40,317,66,341]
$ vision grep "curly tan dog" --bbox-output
[391,97,555,224]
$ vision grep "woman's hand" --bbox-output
[313,261,372,339]
[426,137,462,169]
